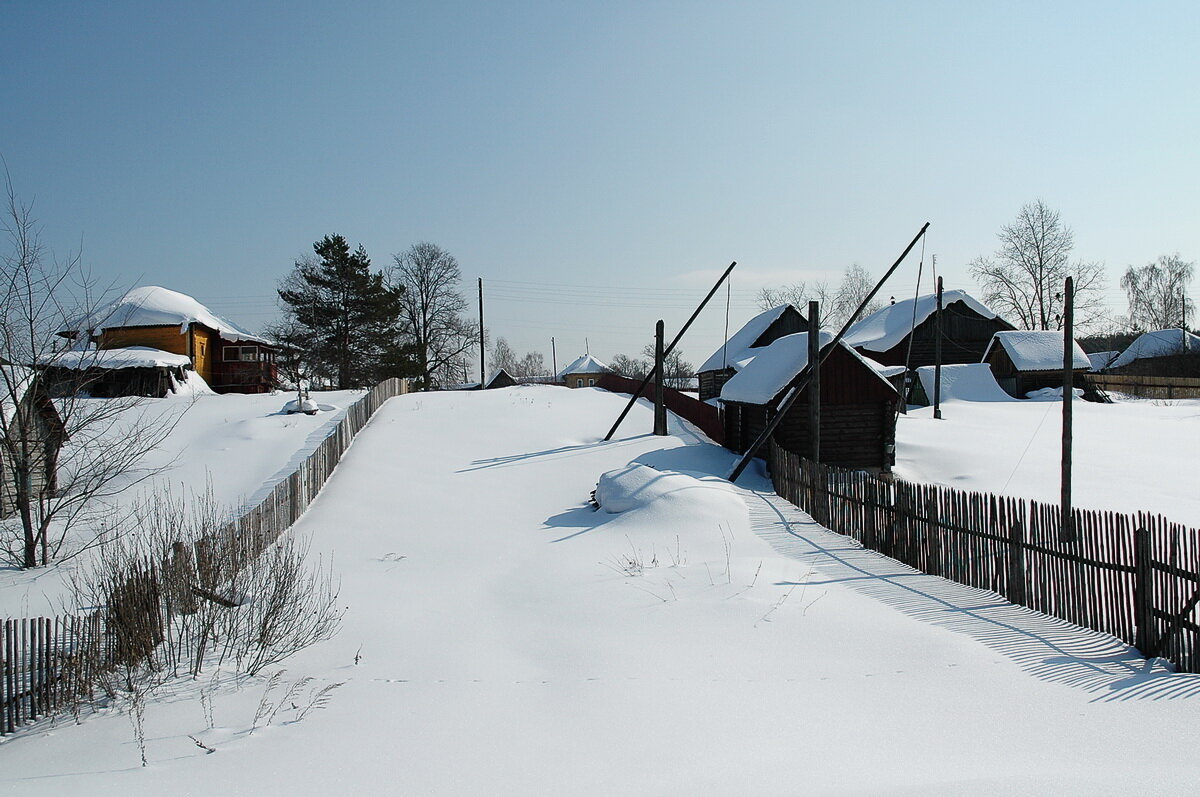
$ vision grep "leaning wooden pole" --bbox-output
[1060,275,1075,543]
[728,222,930,483]
[654,320,667,436]
[604,261,737,441]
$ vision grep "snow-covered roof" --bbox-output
[983,330,1090,372]
[843,290,1003,353]
[1087,351,1120,372]
[557,354,611,379]
[698,305,796,374]
[1110,329,1200,369]
[914,363,1015,403]
[720,332,897,404]
[0,365,36,426]
[42,346,194,370]
[63,286,272,345]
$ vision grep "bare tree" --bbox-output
[757,281,833,315]
[970,200,1106,331]
[0,172,179,568]
[609,353,648,379]
[487,336,519,376]
[756,264,878,328]
[391,242,477,389]
[1121,254,1195,331]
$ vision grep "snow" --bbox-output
[43,346,193,370]
[697,304,794,373]
[720,331,896,404]
[1110,328,1200,368]
[984,329,1091,372]
[4,386,1200,793]
[556,353,611,379]
[0,388,364,616]
[594,463,745,521]
[281,397,321,414]
[63,286,272,344]
[843,290,1001,353]
[0,365,36,425]
[914,363,1015,403]
[1088,350,1120,371]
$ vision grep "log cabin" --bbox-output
[844,290,1014,368]
[696,304,807,401]
[59,286,279,394]
[0,367,67,519]
[983,330,1091,398]
[719,332,901,473]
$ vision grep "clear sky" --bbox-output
[3,1,1197,378]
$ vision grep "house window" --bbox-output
[223,346,260,362]
[588,378,595,386]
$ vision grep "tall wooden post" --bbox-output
[477,278,485,384]
[1060,276,1075,543]
[654,320,667,436]
[808,301,820,462]
[551,337,557,379]
[933,276,943,419]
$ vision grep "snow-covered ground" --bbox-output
[4,385,1199,795]
[896,392,1200,525]
[0,389,364,616]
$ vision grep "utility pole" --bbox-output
[654,321,667,435]
[478,277,485,384]
[1061,275,1075,543]
[551,337,557,379]
[808,301,820,462]
[934,276,943,420]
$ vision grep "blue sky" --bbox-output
[3,1,1198,376]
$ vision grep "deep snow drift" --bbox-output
[4,385,1199,795]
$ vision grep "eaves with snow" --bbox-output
[719,331,898,405]
[42,346,194,371]
[1110,329,1200,369]
[61,286,272,345]
[843,290,1001,353]
[556,354,612,380]
[983,330,1091,372]
[697,304,803,374]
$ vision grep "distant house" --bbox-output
[1107,329,1200,378]
[484,369,518,389]
[983,330,1090,398]
[40,346,195,398]
[59,286,279,394]
[844,290,1014,368]
[719,332,901,472]
[0,367,67,519]
[696,305,807,402]
[558,354,612,388]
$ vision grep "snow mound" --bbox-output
[595,464,744,518]
[914,363,1015,403]
[168,370,215,397]
[283,397,320,414]
[1026,386,1086,401]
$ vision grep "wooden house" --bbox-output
[484,369,518,389]
[0,367,67,519]
[983,330,1091,398]
[697,304,807,401]
[1106,329,1200,378]
[719,332,901,472]
[844,290,1014,368]
[39,346,195,398]
[558,354,612,388]
[59,286,279,394]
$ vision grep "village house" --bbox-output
[719,332,901,472]
[558,354,612,388]
[0,367,67,519]
[1106,329,1200,378]
[843,290,1014,369]
[983,330,1091,398]
[696,304,807,402]
[58,286,279,395]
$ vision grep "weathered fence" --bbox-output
[1086,373,1200,399]
[768,442,1200,673]
[596,373,723,443]
[1,378,409,735]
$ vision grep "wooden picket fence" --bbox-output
[768,442,1200,674]
[1,378,409,735]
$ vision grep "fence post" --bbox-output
[1134,527,1157,658]
[1007,521,1027,606]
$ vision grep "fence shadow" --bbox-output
[743,486,1200,703]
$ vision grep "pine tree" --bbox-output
[278,235,410,388]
